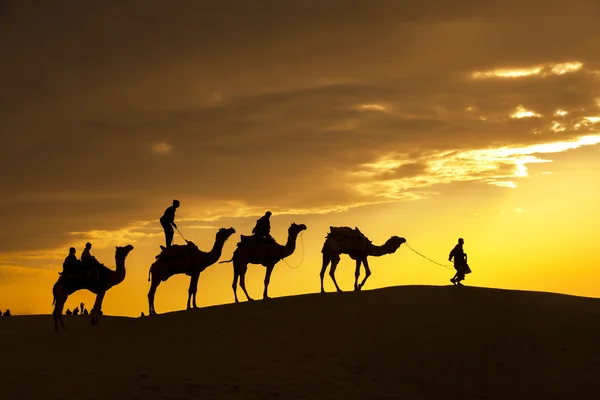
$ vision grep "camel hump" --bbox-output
[155,244,190,260]
[328,226,366,239]
[326,226,368,252]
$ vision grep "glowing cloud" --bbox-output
[472,61,583,79]
[511,105,541,119]
[151,142,172,154]
[356,104,387,111]
[351,134,600,197]
[554,109,568,116]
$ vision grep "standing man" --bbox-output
[160,199,180,249]
[449,238,467,286]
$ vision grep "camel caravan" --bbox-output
[52,200,470,332]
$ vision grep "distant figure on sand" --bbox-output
[449,238,470,286]
[252,211,273,242]
[3,309,11,317]
[65,308,72,315]
[160,199,180,249]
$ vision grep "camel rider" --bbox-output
[160,199,180,249]
[62,247,79,275]
[81,242,101,280]
[449,238,467,286]
[252,211,273,242]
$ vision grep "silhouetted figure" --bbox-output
[52,245,134,332]
[221,222,307,303]
[83,308,89,315]
[65,308,72,315]
[81,242,101,281]
[72,307,79,316]
[80,302,84,314]
[320,227,406,293]
[449,238,468,286]
[3,309,11,317]
[252,211,274,243]
[160,199,180,249]
[61,247,79,275]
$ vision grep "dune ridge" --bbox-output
[1,285,599,399]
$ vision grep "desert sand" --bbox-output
[1,285,599,399]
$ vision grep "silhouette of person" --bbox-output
[449,238,467,286]
[73,307,79,316]
[62,247,78,274]
[81,243,99,266]
[160,199,180,249]
[3,309,11,317]
[66,308,72,315]
[80,302,84,314]
[252,211,273,242]
[83,308,89,315]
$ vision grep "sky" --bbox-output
[1,0,599,316]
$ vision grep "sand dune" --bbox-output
[1,285,599,399]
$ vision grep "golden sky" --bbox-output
[1,1,599,316]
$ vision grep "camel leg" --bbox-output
[232,269,240,303]
[354,259,362,291]
[329,255,343,292]
[187,273,200,310]
[52,283,68,332]
[263,264,275,300]
[239,265,254,302]
[357,257,371,290]
[320,252,332,294]
[148,279,160,316]
[91,291,106,326]
[52,294,68,332]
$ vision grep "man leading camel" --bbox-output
[160,199,180,249]
[449,238,468,286]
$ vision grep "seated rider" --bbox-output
[81,242,101,280]
[62,247,79,275]
[252,211,274,243]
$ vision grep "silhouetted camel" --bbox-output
[320,232,406,293]
[221,223,307,303]
[52,245,134,332]
[147,227,236,315]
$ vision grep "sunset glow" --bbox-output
[1,1,599,319]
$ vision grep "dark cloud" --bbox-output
[1,0,599,252]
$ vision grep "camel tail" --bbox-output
[219,258,233,264]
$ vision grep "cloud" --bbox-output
[0,0,600,254]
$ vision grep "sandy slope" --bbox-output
[1,285,599,399]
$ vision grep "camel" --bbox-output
[52,244,134,332]
[220,222,307,303]
[319,228,406,293]
[147,227,236,315]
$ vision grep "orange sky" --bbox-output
[1,1,599,316]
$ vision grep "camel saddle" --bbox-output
[155,243,196,260]
[238,234,277,252]
[326,226,369,252]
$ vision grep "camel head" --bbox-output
[386,236,406,252]
[216,227,236,241]
[115,244,135,259]
[289,223,307,236]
